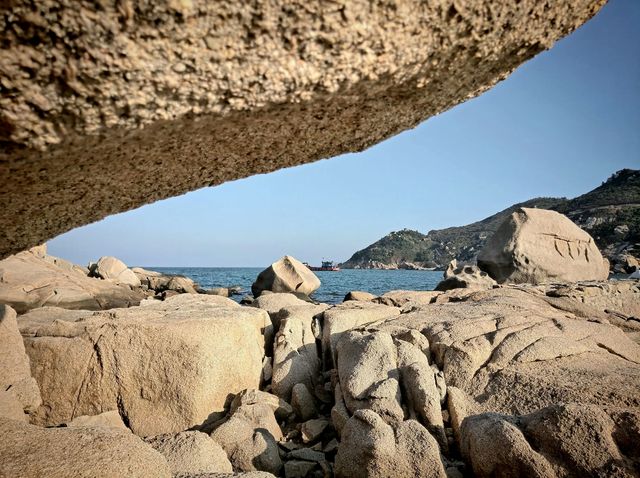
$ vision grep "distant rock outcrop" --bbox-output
[341,170,639,272]
[477,208,609,284]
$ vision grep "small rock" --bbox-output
[343,291,377,302]
[285,459,317,478]
[279,441,303,452]
[262,357,273,383]
[207,287,229,297]
[301,418,329,443]
[289,447,325,462]
[145,431,232,475]
[323,438,339,453]
[442,410,450,423]
[292,383,317,421]
[230,389,293,422]
[446,467,465,478]
[65,410,128,431]
[172,62,187,73]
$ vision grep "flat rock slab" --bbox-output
[0,1,606,258]
[20,294,270,436]
[0,250,144,313]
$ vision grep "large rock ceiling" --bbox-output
[0,0,606,258]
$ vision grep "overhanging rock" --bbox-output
[0,0,606,258]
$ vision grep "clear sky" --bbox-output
[49,0,640,268]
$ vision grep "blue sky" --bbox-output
[50,0,640,267]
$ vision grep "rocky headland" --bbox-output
[341,169,640,274]
[1,207,639,477]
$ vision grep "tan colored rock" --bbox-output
[0,250,144,313]
[90,256,141,288]
[252,293,311,316]
[336,330,404,423]
[460,412,555,478]
[211,404,282,475]
[344,291,377,302]
[21,295,269,436]
[374,290,442,307]
[543,280,640,331]
[272,304,325,401]
[252,257,320,298]
[30,244,47,258]
[334,409,446,478]
[0,390,28,422]
[230,389,294,422]
[477,208,609,284]
[0,304,41,413]
[145,431,233,475]
[173,474,276,478]
[331,383,350,437]
[394,337,446,449]
[291,383,317,421]
[0,1,607,260]
[322,301,400,368]
[65,410,128,431]
[0,417,171,477]
[461,403,640,477]
[435,260,497,292]
[380,287,640,415]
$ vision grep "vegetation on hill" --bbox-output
[341,169,640,270]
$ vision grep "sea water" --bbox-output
[145,267,444,304]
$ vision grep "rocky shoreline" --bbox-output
[1,207,640,477]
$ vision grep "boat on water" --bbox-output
[304,260,341,272]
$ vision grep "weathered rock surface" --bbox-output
[460,404,640,478]
[328,284,640,477]
[252,257,320,298]
[90,256,141,288]
[336,330,404,423]
[542,280,640,331]
[174,474,276,478]
[322,301,400,367]
[133,267,201,294]
[477,208,610,284]
[211,403,283,475]
[272,304,325,401]
[384,287,640,415]
[229,389,294,422]
[0,2,607,259]
[0,304,41,414]
[373,290,442,307]
[0,249,144,313]
[334,409,446,478]
[65,410,129,430]
[0,417,171,477]
[0,390,28,422]
[343,291,377,302]
[20,294,269,435]
[145,431,233,475]
[435,260,497,291]
[291,383,318,421]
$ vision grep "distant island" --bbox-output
[340,169,640,272]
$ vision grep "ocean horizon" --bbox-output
[143,267,444,304]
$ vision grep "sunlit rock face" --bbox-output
[0,0,606,258]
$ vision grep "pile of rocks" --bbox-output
[1,211,640,477]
